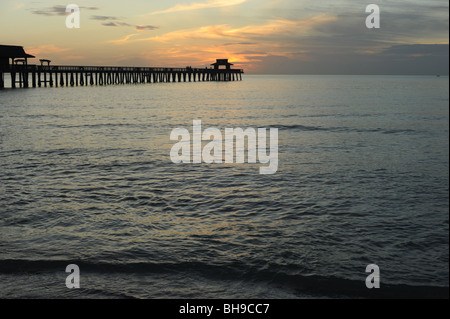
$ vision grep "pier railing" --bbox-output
[0,64,244,89]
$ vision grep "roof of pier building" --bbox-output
[0,45,35,59]
[211,59,234,68]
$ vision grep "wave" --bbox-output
[1,259,447,299]
[268,124,418,135]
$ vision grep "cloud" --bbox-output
[135,25,159,31]
[12,3,25,11]
[90,14,158,32]
[150,0,247,15]
[102,22,132,27]
[100,20,158,32]
[91,15,120,21]
[59,55,86,61]
[102,22,121,27]
[248,44,449,75]
[104,14,337,68]
[223,42,257,46]
[106,34,141,45]
[235,51,267,55]
[30,5,67,16]
[26,44,70,57]
[30,5,98,16]
[382,44,449,57]
[141,15,337,43]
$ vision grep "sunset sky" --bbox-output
[1,0,448,74]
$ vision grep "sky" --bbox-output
[0,0,448,74]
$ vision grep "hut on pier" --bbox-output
[0,45,36,89]
[0,45,35,69]
[211,59,233,70]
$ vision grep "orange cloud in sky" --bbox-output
[110,14,337,44]
[12,3,25,11]
[27,44,71,56]
[149,0,248,15]
[102,14,337,70]
[59,55,87,61]
[107,33,141,45]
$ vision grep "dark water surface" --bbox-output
[1,75,448,298]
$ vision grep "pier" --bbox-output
[0,45,244,89]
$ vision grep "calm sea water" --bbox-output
[0,75,448,299]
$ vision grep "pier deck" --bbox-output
[0,64,244,89]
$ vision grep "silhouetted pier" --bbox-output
[0,45,244,89]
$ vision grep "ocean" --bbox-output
[0,75,448,299]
